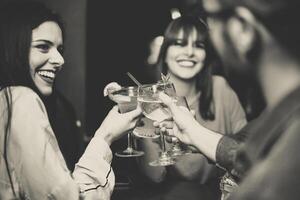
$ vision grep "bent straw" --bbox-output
[127,72,142,87]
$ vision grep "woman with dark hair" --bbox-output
[0,0,86,172]
[137,16,247,186]
[0,1,141,199]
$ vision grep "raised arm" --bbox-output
[3,87,141,199]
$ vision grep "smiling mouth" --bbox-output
[37,70,56,83]
[177,60,197,67]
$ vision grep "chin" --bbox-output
[176,72,198,81]
[38,86,53,96]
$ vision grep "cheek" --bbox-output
[165,48,178,69]
[165,49,173,66]
[196,49,206,61]
[29,50,46,73]
[28,50,36,78]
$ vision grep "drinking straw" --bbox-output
[127,72,142,87]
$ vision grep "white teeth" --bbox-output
[178,60,195,67]
[38,71,55,79]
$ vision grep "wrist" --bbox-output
[188,122,204,141]
[95,127,113,146]
[192,123,222,161]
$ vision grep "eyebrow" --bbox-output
[32,39,63,46]
[32,39,52,43]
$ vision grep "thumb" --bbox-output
[158,92,180,116]
[110,105,119,113]
[124,106,142,119]
[103,82,122,96]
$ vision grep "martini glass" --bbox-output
[107,86,144,157]
[137,81,176,166]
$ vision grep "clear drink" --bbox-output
[137,97,173,122]
[137,81,177,166]
[118,100,137,113]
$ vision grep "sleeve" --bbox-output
[215,112,265,174]
[229,119,300,200]
[10,89,114,200]
[215,131,247,172]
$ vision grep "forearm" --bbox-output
[94,125,114,146]
[189,124,223,162]
[73,135,114,199]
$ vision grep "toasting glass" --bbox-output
[137,81,177,166]
[107,86,144,157]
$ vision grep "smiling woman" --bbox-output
[0,1,142,199]
[165,28,207,80]
[136,15,247,199]
[30,21,65,96]
[0,0,85,174]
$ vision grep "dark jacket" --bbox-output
[229,86,300,199]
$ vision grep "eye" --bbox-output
[35,44,50,53]
[172,39,187,47]
[194,41,205,48]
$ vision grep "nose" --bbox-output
[49,49,65,67]
[184,42,195,56]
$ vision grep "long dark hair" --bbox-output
[156,15,215,120]
[0,1,64,197]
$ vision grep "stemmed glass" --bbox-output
[168,96,192,157]
[107,86,144,157]
[137,81,177,166]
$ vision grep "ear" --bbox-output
[226,7,257,57]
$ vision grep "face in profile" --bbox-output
[203,0,252,78]
[29,21,64,96]
[165,28,206,80]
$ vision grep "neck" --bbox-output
[258,42,300,110]
[168,72,198,104]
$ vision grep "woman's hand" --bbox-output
[103,82,122,96]
[96,105,142,145]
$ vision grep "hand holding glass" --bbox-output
[107,86,144,157]
[137,82,176,166]
[167,96,192,157]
